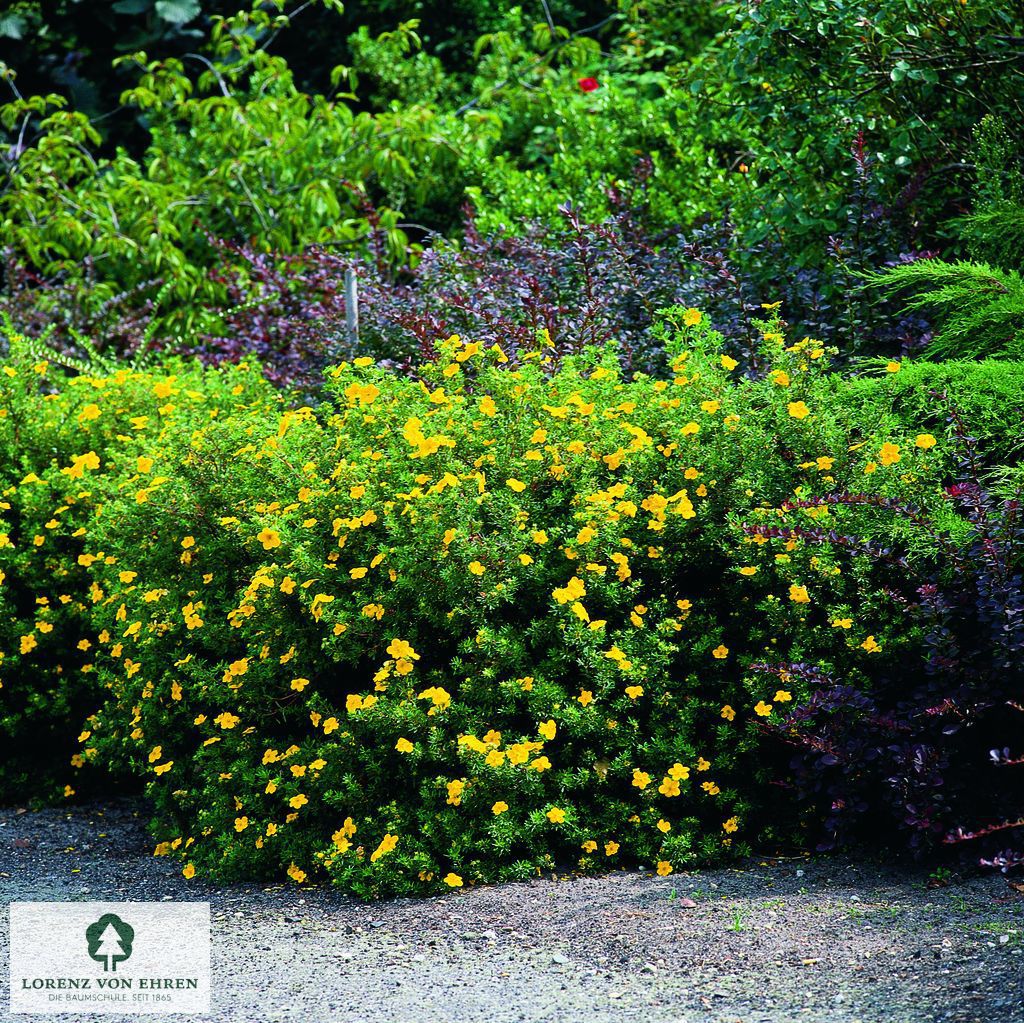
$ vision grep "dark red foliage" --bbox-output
[193,199,696,392]
[0,251,158,364]
[750,410,1024,869]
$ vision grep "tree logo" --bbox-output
[85,913,135,972]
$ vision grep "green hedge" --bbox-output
[2,319,1017,896]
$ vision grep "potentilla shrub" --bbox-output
[0,348,281,800]
[39,313,952,898]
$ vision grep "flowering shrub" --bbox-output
[0,348,279,798]
[3,313,1018,893]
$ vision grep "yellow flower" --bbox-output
[712,644,729,659]
[656,860,673,877]
[861,635,882,653]
[291,677,310,692]
[492,801,509,815]
[370,833,399,862]
[789,584,810,603]
[624,685,644,699]
[137,456,154,473]
[720,704,736,721]
[604,841,619,856]
[577,690,593,706]
[546,807,566,824]
[632,769,651,789]
[683,308,702,327]
[656,819,671,833]
[720,355,738,371]
[506,478,527,493]
[659,776,681,797]
[552,576,586,604]
[915,433,936,449]
[182,864,196,879]
[234,816,249,832]
[581,840,597,853]
[538,719,556,740]
[289,794,308,809]
[879,442,901,466]
[257,528,281,550]
[774,689,792,703]
[738,566,758,576]
[886,361,901,373]
[519,553,534,565]
[323,717,340,734]
[395,737,414,753]
[443,872,463,888]
[754,701,773,717]
[787,401,810,420]
[723,817,739,834]
[668,762,690,781]
[287,863,306,883]
[386,638,419,661]
[468,561,486,576]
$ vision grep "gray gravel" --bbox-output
[1,799,1023,1023]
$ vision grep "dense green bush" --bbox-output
[5,0,1021,355]
[0,349,278,798]
[6,313,1012,894]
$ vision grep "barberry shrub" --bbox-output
[743,416,1024,868]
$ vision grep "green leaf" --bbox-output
[154,0,201,25]
[0,13,27,39]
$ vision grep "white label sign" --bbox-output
[8,902,210,1014]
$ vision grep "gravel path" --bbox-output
[1,799,1022,1023]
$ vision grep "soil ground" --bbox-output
[1,799,1022,1023]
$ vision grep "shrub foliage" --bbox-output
[6,316,1018,893]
